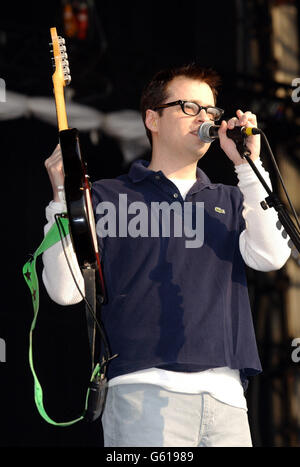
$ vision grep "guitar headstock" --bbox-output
[50,27,71,87]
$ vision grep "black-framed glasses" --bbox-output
[153,100,224,121]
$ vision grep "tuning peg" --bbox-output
[276,220,282,230]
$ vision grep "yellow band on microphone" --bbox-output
[244,127,255,136]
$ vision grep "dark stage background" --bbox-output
[1,1,300,447]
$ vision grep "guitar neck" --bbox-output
[53,82,68,131]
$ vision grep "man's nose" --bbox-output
[196,108,210,122]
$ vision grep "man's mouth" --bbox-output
[190,128,200,136]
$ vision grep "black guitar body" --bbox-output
[59,128,105,300]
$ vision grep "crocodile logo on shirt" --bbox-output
[214,207,226,214]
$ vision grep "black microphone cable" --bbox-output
[257,130,300,233]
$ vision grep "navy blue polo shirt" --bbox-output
[92,159,262,383]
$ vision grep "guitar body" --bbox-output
[59,128,94,266]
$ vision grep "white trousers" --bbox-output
[101,384,252,447]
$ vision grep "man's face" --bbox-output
[154,76,216,161]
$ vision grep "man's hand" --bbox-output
[44,144,65,202]
[218,110,260,165]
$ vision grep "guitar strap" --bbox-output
[23,215,106,426]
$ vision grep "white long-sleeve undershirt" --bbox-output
[236,159,291,271]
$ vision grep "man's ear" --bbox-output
[145,109,158,133]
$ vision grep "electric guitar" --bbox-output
[49,27,105,301]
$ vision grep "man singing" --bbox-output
[42,63,290,446]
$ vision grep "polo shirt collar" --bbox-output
[128,159,218,190]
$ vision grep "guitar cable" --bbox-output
[54,213,111,362]
[54,213,118,422]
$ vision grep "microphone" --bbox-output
[198,121,261,143]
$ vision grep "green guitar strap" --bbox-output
[23,215,102,426]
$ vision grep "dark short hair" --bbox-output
[140,63,222,146]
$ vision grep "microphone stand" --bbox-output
[233,134,300,255]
